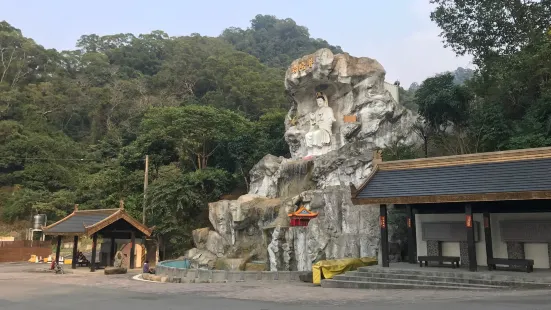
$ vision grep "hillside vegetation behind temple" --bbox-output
[2,3,551,256]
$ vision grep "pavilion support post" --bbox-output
[90,233,97,272]
[130,231,136,270]
[465,204,477,271]
[406,205,417,264]
[483,212,494,270]
[55,236,62,265]
[71,235,78,269]
[380,204,389,267]
[110,237,116,266]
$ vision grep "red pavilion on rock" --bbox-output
[288,206,318,227]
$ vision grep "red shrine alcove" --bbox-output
[288,206,318,227]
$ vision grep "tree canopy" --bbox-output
[221,14,343,67]
[2,8,551,257]
[430,0,551,65]
[389,0,551,160]
[0,16,332,255]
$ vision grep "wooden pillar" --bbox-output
[71,235,78,269]
[483,212,494,270]
[90,233,97,272]
[110,237,116,266]
[380,204,389,267]
[55,236,62,265]
[130,231,136,269]
[465,204,477,271]
[406,205,417,264]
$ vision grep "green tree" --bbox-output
[415,72,472,130]
[0,19,299,257]
[146,165,232,256]
[137,105,252,170]
[430,0,551,64]
[221,15,343,68]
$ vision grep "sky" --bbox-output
[3,0,473,87]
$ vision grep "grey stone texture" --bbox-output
[426,240,441,257]
[459,241,469,267]
[506,242,525,259]
[184,49,416,271]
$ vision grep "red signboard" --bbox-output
[484,217,489,228]
[380,216,387,229]
[466,215,472,228]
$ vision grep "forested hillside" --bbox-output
[2,3,551,256]
[221,15,343,67]
[0,15,340,253]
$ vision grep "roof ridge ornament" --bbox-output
[119,200,124,210]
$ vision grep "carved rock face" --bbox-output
[187,49,414,271]
[249,155,284,198]
[284,48,417,159]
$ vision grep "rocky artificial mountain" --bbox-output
[187,48,416,271]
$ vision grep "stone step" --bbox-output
[338,271,541,287]
[321,279,499,290]
[356,267,551,284]
[357,266,480,276]
[331,275,508,289]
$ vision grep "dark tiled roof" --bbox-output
[43,210,118,234]
[357,158,551,199]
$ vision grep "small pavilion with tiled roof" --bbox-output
[352,147,551,272]
[288,206,318,226]
[42,201,153,271]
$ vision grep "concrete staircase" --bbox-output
[321,267,551,290]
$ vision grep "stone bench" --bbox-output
[418,256,460,268]
[488,258,534,273]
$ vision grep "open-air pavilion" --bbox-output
[42,202,153,271]
[353,147,551,272]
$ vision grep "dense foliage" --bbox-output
[430,0,551,65]
[386,0,551,161]
[0,16,338,255]
[221,15,343,67]
[2,6,551,255]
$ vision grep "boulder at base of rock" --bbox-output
[104,267,127,275]
[186,248,217,269]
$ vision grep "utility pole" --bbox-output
[143,155,149,224]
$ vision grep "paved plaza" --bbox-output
[1,263,551,309]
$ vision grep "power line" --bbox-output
[0,157,93,161]
[0,156,148,163]
[0,157,140,161]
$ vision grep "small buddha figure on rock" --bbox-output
[305,92,335,156]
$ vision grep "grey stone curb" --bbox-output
[154,261,306,283]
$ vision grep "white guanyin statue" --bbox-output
[305,92,335,156]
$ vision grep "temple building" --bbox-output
[353,147,551,272]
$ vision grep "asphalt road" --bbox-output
[1,263,551,310]
[1,283,551,310]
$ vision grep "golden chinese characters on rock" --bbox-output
[291,57,314,74]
